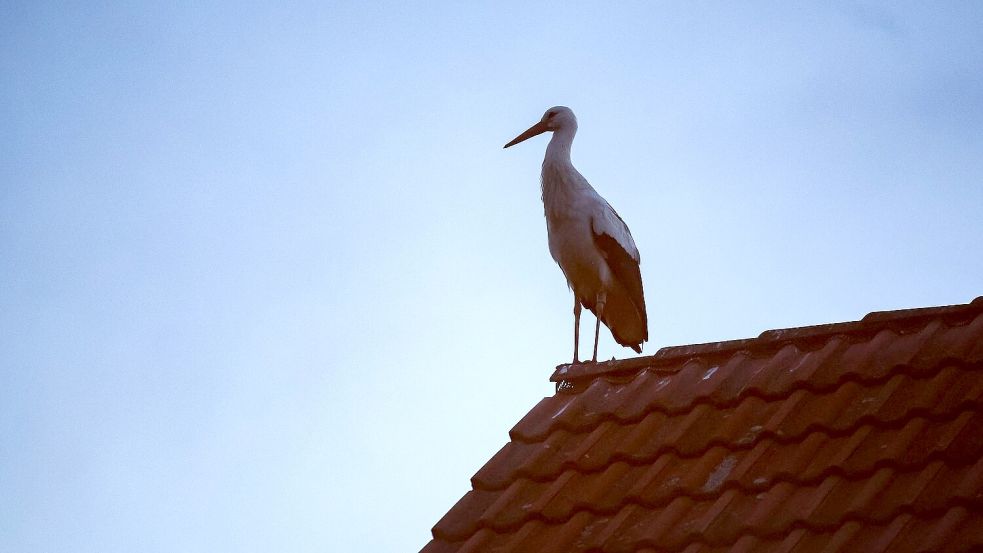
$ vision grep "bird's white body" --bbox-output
[542,149,617,310]
[505,106,647,362]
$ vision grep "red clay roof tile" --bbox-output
[423,297,983,552]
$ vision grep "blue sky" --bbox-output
[2,2,981,551]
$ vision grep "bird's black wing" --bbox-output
[591,206,648,346]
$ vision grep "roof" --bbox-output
[422,297,983,553]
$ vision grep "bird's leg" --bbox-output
[592,293,606,363]
[573,299,582,364]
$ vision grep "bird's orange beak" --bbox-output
[504,120,549,148]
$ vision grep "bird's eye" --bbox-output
[547,111,555,118]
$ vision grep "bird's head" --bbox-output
[504,106,577,148]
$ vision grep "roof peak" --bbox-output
[551,295,983,384]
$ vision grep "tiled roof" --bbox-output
[423,297,983,553]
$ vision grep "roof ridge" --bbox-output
[521,358,982,442]
[551,296,983,383]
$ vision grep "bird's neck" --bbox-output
[540,126,590,215]
[544,126,576,165]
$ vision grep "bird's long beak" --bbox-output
[504,120,549,148]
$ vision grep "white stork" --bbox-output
[505,106,648,364]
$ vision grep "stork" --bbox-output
[505,106,648,364]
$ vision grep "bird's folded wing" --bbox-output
[590,202,640,263]
[591,205,647,335]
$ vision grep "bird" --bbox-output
[504,106,647,364]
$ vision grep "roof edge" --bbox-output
[551,295,983,383]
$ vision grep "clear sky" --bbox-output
[2,2,981,551]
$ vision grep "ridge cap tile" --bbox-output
[550,296,982,383]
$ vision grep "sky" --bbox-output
[1,2,982,551]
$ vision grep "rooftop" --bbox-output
[422,296,983,552]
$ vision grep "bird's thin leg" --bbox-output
[592,293,606,363]
[573,299,582,364]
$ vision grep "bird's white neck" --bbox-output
[540,124,590,216]
[544,125,576,165]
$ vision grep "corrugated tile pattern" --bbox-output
[423,298,983,553]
